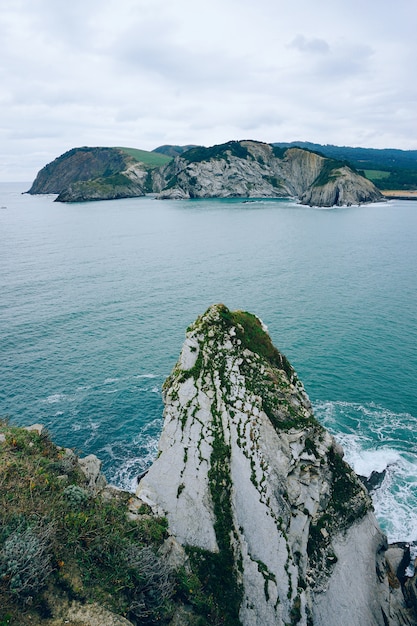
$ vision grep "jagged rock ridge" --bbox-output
[137,304,411,626]
[28,141,383,206]
[153,140,383,206]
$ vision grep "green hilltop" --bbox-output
[117,147,172,168]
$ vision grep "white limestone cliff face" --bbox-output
[28,141,384,206]
[137,304,411,626]
[299,165,383,207]
[155,141,384,206]
[155,141,289,199]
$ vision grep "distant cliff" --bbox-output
[27,146,169,202]
[137,304,412,626]
[154,141,383,206]
[28,141,383,207]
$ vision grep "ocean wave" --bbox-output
[44,393,67,404]
[313,399,417,543]
[336,439,401,478]
[133,373,158,379]
[101,418,162,492]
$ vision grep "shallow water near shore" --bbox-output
[1,182,416,543]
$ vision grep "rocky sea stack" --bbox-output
[1,307,417,625]
[137,304,414,626]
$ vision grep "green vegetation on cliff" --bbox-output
[181,141,250,164]
[117,147,172,168]
[28,140,384,205]
[311,159,354,188]
[0,422,226,626]
[273,141,417,190]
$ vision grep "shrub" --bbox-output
[124,545,175,623]
[0,523,53,601]
[182,141,250,164]
[63,485,90,508]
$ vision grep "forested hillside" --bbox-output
[273,142,417,190]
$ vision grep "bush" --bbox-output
[125,545,175,623]
[63,485,90,508]
[0,523,53,601]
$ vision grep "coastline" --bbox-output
[382,190,417,200]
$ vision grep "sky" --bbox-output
[1,0,416,182]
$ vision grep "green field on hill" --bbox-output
[117,147,172,168]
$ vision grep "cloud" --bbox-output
[289,35,330,55]
[0,0,416,181]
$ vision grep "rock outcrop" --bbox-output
[137,304,411,626]
[28,147,129,195]
[299,165,383,207]
[27,147,156,202]
[154,141,383,206]
[28,141,384,207]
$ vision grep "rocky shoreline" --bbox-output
[27,141,383,208]
[2,307,417,625]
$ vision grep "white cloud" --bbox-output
[289,35,330,55]
[0,0,416,181]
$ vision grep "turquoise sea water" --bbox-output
[1,182,416,543]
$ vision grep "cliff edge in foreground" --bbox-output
[137,304,412,626]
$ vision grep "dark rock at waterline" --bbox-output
[358,468,387,493]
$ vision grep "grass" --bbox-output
[363,169,391,181]
[312,159,344,188]
[0,421,212,625]
[217,306,295,383]
[117,147,172,168]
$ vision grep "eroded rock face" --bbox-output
[137,304,409,626]
[28,141,384,206]
[28,147,130,195]
[27,147,148,202]
[155,141,383,206]
[299,165,383,207]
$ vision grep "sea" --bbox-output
[1,182,416,546]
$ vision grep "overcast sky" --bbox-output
[1,0,416,181]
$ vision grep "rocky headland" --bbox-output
[27,146,169,203]
[2,307,416,625]
[28,141,383,207]
[137,304,416,626]
[154,140,382,206]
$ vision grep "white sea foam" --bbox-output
[45,393,66,404]
[103,423,161,492]
[406,545,417,577]
[372,460,417,543]
[134,373,158,379]
[104,377,119,384]
[335,434,401,478]
[313,400,417,544]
